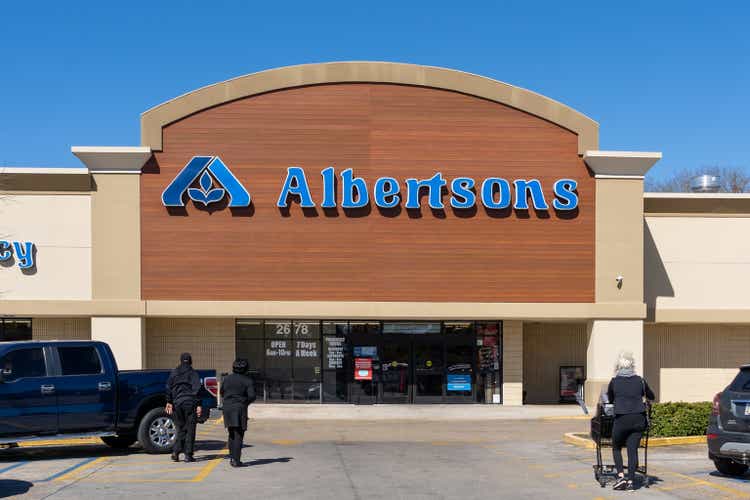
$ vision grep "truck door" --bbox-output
[0,346,57,437]
[52,344,116,433]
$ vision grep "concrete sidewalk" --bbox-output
[244,404,591,421]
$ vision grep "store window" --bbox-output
[235,320,322,402]
[0,319,32,342]
[322,322,348,403]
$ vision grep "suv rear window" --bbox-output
[728,369,750,391]
[58,346,102,375]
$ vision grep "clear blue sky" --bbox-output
[2,1,749,182]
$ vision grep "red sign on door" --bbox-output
[354,358,373,380]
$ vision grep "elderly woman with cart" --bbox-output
[591,352,655,490]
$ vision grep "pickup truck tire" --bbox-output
[101,435,137,449]
[714,458,749,477]
[138,407,177,454]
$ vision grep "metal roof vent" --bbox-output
[689,175,721,193]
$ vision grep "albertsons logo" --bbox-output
[161,156,251,208]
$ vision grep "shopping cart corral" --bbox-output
[590,402,651,488]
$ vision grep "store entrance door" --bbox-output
[412,335,444,403]
[380,335,411,403]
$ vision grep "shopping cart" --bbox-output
[590,403,651,488]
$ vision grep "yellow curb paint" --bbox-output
[647,436,705,447]
[563,433,595,450]
[563,432,705,449]
[54,456,109,482]
[191,449,227,482]
[19,438,102,448]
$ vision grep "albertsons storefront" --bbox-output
[2,62,748,406]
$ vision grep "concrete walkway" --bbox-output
[246,404,591,421]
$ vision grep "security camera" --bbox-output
[616,275,624,289]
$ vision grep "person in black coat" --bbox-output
[607,352,655,491]
[221,358,256,467]
[166,352,202,462]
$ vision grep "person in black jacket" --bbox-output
[165,352,202,463]
[221,358,256,467]
[607,352,655,491]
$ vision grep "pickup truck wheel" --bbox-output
[101,435,137,449]
[138,408,176,454]
[714,458,749,477]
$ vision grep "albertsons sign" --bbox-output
[162,156,579,212]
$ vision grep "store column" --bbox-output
[582,151,661,407]
[92,317,146,369]
[72,147,152,369]
[502,320,523,405]
[585,320,643,406]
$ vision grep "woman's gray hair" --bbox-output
[614,351,636,375]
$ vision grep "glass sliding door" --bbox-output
[412,335,444,403]
[380,336,410,403]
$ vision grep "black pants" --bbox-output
[173,401,197,457]
[612,413,647,481]
[227,427,245,462]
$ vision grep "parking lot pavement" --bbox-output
[1,418,749,499]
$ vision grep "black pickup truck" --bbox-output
[0,340,217,453]
[707,364,750,476]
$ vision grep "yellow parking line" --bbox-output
[54,457,108,482]
[87,466,204,478]
[270,439,302,446]
[191,449,227,482]
[654,469,750,498]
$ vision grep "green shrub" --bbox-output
[648,402,712,437]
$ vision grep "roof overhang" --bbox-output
[72,146,152,174]
[584,150,662,179]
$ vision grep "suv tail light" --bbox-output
[204,376,218,397]
[712,392,722,416]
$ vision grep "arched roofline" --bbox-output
[141,61,598,154]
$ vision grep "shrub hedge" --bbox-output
[648,402,712,437]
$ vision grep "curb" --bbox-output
[564,432,706,449]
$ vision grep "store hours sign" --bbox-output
[162,156,580,213]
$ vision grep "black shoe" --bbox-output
[626,480,635,491]
[230,458,242,467]
[185,455,196,463]
[171,453,180,462]
[613,477,628,490]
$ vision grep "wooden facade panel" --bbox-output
[141,83,594,302]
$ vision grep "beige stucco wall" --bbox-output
[644,323,750,402]
[595,178,644,304]
[146,318,235,375]
[646,217,750,318]
[523,322,587,404]
[32,317,91,340]
[0,194,91,300]
[92,317,145,370]
[91,174,140,300]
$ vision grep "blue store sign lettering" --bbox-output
[162,156,579,212]
[0,241,36,270]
